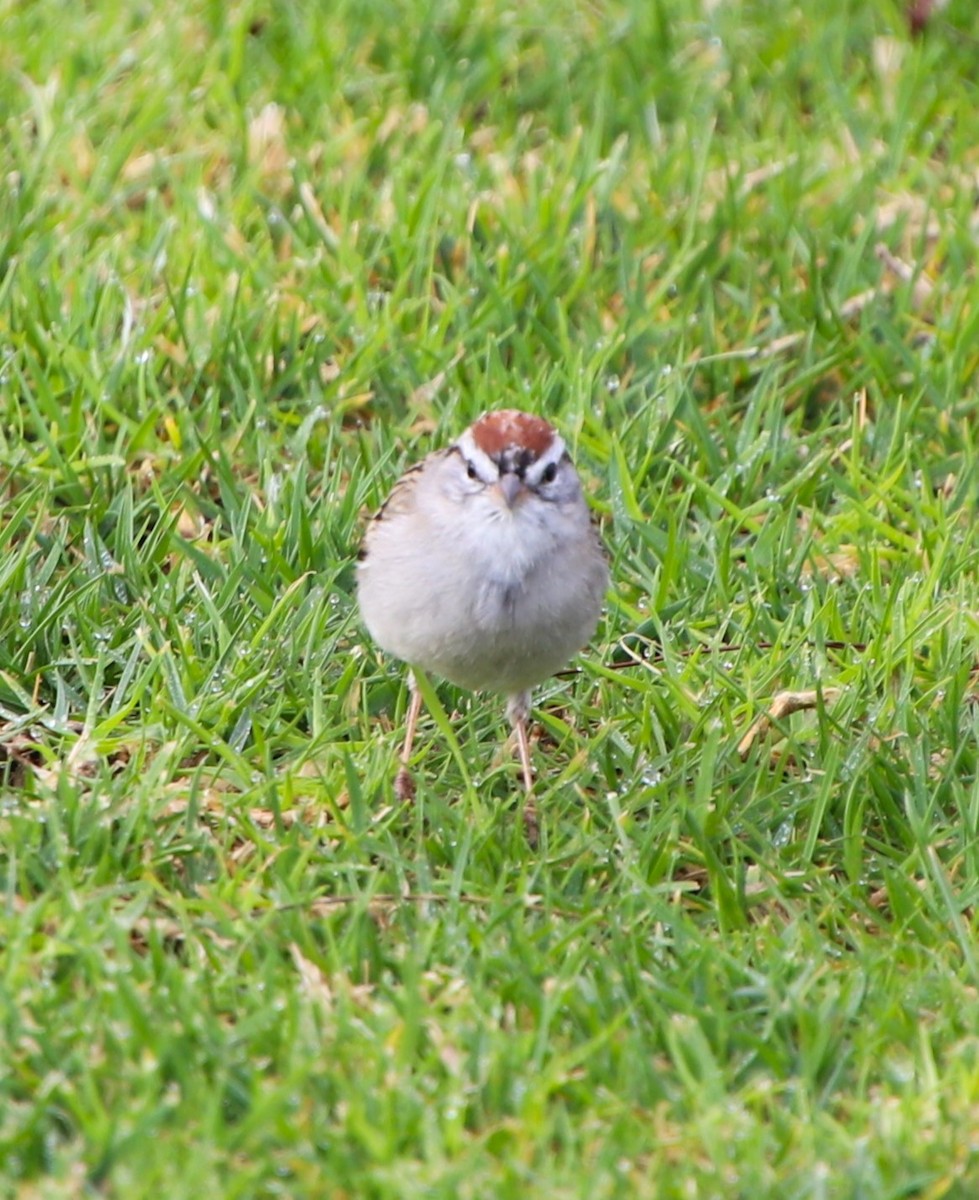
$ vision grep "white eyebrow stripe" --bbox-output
[525,434,566,483]
[541,433,566,463]
[455,431,499,480]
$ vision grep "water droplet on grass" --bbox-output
[773,819,794,848]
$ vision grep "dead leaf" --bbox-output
[802,545,860,582]
[738,687,843,760]
[174,503,207,540]
[0,726,46,788]
[408,347,465,411]
[247,807,299,829]
[290,944,334,1010]
[248,102,291,189]
[875,242,935,312]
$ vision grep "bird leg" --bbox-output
[394,673,423,801]
[507,690,538,845]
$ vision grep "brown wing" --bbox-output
[357,450,447,561]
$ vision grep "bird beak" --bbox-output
[495,473,526,510]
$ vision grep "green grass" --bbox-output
[3,0,979,1195]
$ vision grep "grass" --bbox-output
[3,0,979,1195]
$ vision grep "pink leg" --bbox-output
[395,676,423,801]
[507,691,538,845]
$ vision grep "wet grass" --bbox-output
[3,1,979,1196]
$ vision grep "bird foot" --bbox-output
[522,798,539,848]
[394,767,416,801]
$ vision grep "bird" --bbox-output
[357,409,608,840]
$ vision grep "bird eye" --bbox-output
[541,462,558,484]
[466,461,478,480]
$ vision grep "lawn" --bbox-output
[3,1,979,1196]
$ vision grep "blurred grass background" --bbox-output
[3,1,979,1196]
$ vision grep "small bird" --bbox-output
[357,409,608,839]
